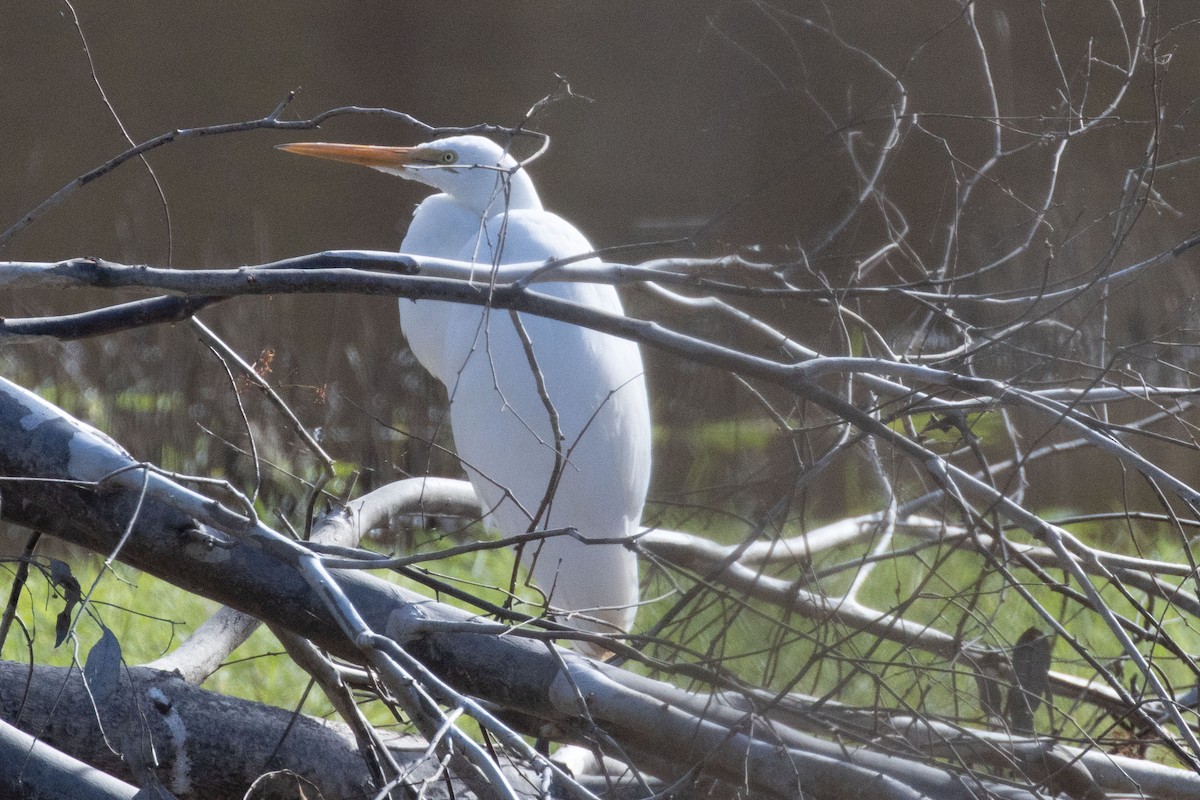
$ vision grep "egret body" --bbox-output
[279,136,651,653]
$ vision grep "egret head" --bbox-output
[277,134,540,214]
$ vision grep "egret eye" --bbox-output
[438,151,458,165]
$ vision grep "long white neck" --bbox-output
[499,168,541,212]
[448,166,542,216]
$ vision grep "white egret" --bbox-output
[278,135,651,655]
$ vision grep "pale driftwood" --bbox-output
[145,604,257,685]
[148,477,482,685]
[323,477,1146,719]
[0,660,448,800]
[893,716,1200,800]
[0,717,138,800]
[0,353,1055,799]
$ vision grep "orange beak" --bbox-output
[275,142,421,170]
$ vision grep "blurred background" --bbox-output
[3,0,1200,530]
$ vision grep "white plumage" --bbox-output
[280,136,651,652]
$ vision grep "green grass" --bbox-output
[7,495,1200,763]
[0,532,545,728]
[5,365,1200,759]
[632,516,1200,749]
[0,557,325,711]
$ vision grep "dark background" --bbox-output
[3,1,1199,527]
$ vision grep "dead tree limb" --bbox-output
[0,351,1055,799]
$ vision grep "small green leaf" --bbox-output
[54,609,71,648]
[49,559,81,647]
[973,666,1005,719]
[1006,627,1052,734]
[48,558,71,585]
[84,626,122,703]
